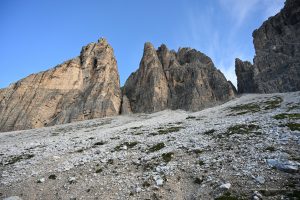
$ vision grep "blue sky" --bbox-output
[0,0,285,88]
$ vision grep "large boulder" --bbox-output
[236,0,300,93]
[0,38,122,132]
[123,43,236,113]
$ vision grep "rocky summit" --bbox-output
[0,38,121,132]
[123,43,236,113]
[235,0,300,93]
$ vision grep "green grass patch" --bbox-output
[273,113,300,120]
[263,96,283,110]
[229,103,261,115]
[3,154,34,166]
[95,168,103,173]
[287,103,300,111]
[148,142,165,152]
[162,152,174,163]
[158,126,183,134]
[229,96,283,116]
[281,123,300,131]
[150,126,184,136]
[226,124,260,135]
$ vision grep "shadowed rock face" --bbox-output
[235,59,256,93]
[0,38,121,132]
[123,43,236,113]
[236,0,300,93]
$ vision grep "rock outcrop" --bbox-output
[235,59,256,93]
[236,0,300,93]
[121,95,132,115]
[123,43,236,113]
[0,38,121,132]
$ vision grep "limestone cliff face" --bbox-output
[236,0,300,93]
[235,59,257,93]
[123,43,236,113]
[0,38,121,132]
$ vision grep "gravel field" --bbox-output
[0,92,299,200]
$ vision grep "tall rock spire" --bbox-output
[123,43,236,113]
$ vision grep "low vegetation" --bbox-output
[263,96,283,110]
[229,96,283,116]
[162,152,174,163]
[95,168,103,173]
[280,123,300,131]
[203,129,216,135]
[2,154,34,166]
[229,103,260,115]
[273,113,300,120]
[225,124,260,136]
[150,126,184,136]
[148,142,165,152]
[286,103,300,111]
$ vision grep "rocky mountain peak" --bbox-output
[235,0,300,93]
[98,37,108,45]
[0,38,121,132]
[143,42,157,57]
[123,43,236,113]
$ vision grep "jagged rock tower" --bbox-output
[0,38,122,132]
[123,43,236,113]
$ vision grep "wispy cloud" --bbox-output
[180,2,244,87]
[218,0,260,29]
[219,0,285,28]
[178,0,285,88]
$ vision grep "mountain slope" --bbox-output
[0,92,299,199]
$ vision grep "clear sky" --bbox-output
[0,0,285,89]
